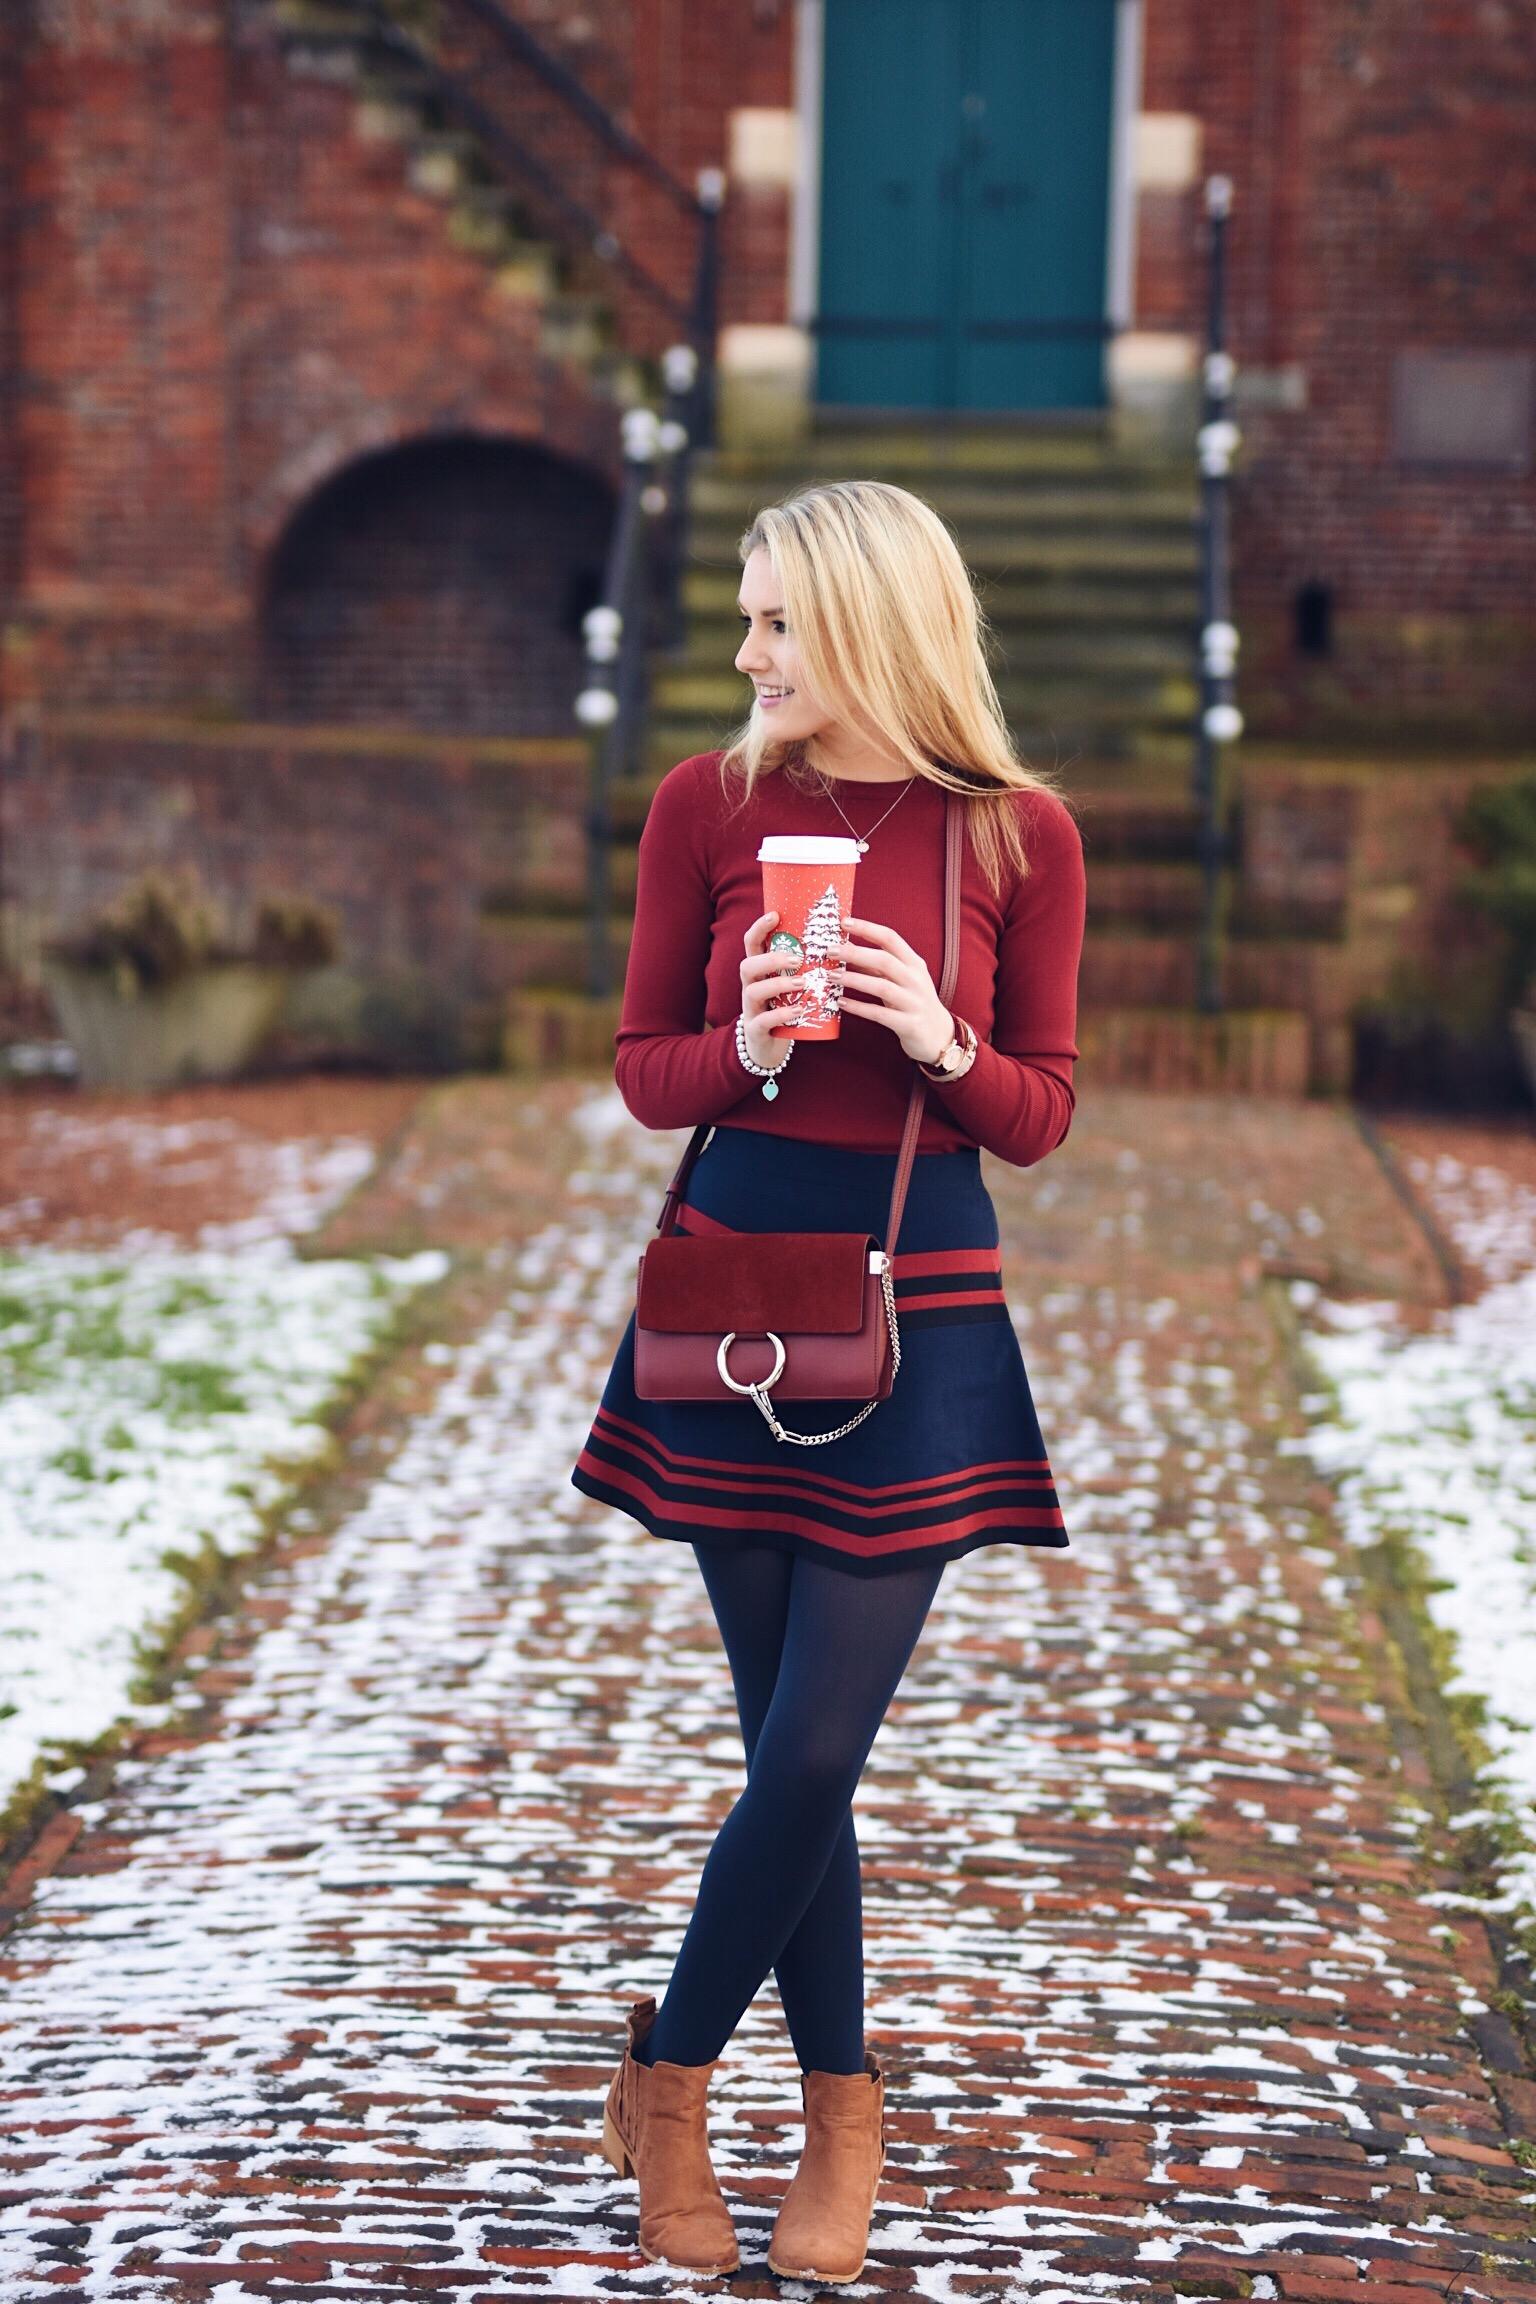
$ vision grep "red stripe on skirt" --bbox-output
[897,1287,1007,1312]
[591,1403,1055,1503]
[574,1451,1064,1557]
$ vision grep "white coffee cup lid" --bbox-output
[757,835,862,863]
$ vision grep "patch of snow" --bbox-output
[1291,1149,1536,1950]
[0,1117,444,1810]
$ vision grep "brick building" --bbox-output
[1,0,1532,1085]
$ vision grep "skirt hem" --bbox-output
[570,1464,1071,1579]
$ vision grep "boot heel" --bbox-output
[600,2106,634,2179]
[599,1997,739,2273]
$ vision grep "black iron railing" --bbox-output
[285,2,725,1003]
[311,0,722,445]
[574,345,703,999]
[1192,175,1244,1013]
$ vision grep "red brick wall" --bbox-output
[255,434,616,734]
[1,711,595,1063]
[0,2,26,635]
[0,1,1530,737]
[1165,0,1536,733]
[4,1,660,719]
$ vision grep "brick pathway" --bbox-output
[1,1079,1532,2300]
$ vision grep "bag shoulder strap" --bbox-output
[655,790,964,1246]
[881,786,962,1255]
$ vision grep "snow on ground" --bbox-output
[0,1085,1499,2297]
[0,1113,446,1813]
[0,1108,381,1250]
[1289,1149,1536,1944]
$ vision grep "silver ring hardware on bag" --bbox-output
[744,1254,901,1446]
[716,1329,787,1394]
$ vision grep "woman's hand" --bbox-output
[739,910,807,1068]
[827,916,954,1066]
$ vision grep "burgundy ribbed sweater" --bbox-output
[613,752,1087,1167]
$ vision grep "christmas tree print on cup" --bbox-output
[757,835,861,1040]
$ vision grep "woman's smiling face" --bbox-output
[734,546,822,735]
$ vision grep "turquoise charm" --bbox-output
[762,1076,779,1099]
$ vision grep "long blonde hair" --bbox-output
[715,478,1075,900]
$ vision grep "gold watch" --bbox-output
[918,1012,978,1082]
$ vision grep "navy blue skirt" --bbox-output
[570,1122,1068,1578]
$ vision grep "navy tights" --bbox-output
[633,1539,944,2076]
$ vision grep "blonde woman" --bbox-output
[572,480,1086,2281]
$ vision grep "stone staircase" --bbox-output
[254,10,1316,1093]
[649,418,1202,779]
[496,422,1316,1095]
[268,0,662,400]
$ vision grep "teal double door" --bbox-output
[816,0,1119,411]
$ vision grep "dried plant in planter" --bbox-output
[250,894,342,971]
[41,867,345,1090]
[51,868,230,995]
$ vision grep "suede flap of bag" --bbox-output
[636,1231,875,1334]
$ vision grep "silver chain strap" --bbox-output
[743,1257,901,1446]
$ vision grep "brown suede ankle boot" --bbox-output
[766,2049,886,2283]
[598,1993,740,2274]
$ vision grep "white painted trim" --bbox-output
[789,0,824,338]
[1106,0,1144,333]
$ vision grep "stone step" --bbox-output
[1072,789,1206,860]
[637,720,1196,779]
[270,0,375,37]
[501,983,1314,1095]
[485,912,1326,995]
[477,910,637,999]
[683,566,1200,630]
[406,130,485,199]
[666,628,1198,683]
[1081,860,1208,928]
[707,430,1184,482]
[1076,1005,1313,1096]
[502,986,630,1073]
[478,902,1323,985]
[688,474,1200,529]
[689,521,1200,579]
[598,760,1204,830]
[647,678,1201,737]
[478,844,1214,935]
[274,0,438,29]
[684,436,1201,766]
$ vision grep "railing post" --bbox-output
[692,166,725,452]
[1192,173,1244,1016]
[576,405,660,999]
[653,343,698,654]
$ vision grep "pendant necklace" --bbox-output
[819,771,918,852]
[759,773,915,1102]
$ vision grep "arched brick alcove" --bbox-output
[256,432,615,735]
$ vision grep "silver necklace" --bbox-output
[818,772,918,853]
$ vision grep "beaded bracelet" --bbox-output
[735,1010,795,1101]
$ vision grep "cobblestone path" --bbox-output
[1,1080,1532,2301]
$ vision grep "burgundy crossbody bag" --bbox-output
[632,791,963,1448]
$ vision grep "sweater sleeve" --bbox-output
[921,791,1087,1168]
[613,761,764,1130]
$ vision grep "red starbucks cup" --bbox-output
[757,835,861,1040]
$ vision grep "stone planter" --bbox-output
[40,958,293,1092]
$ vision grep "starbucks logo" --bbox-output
[768,930,804,959]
